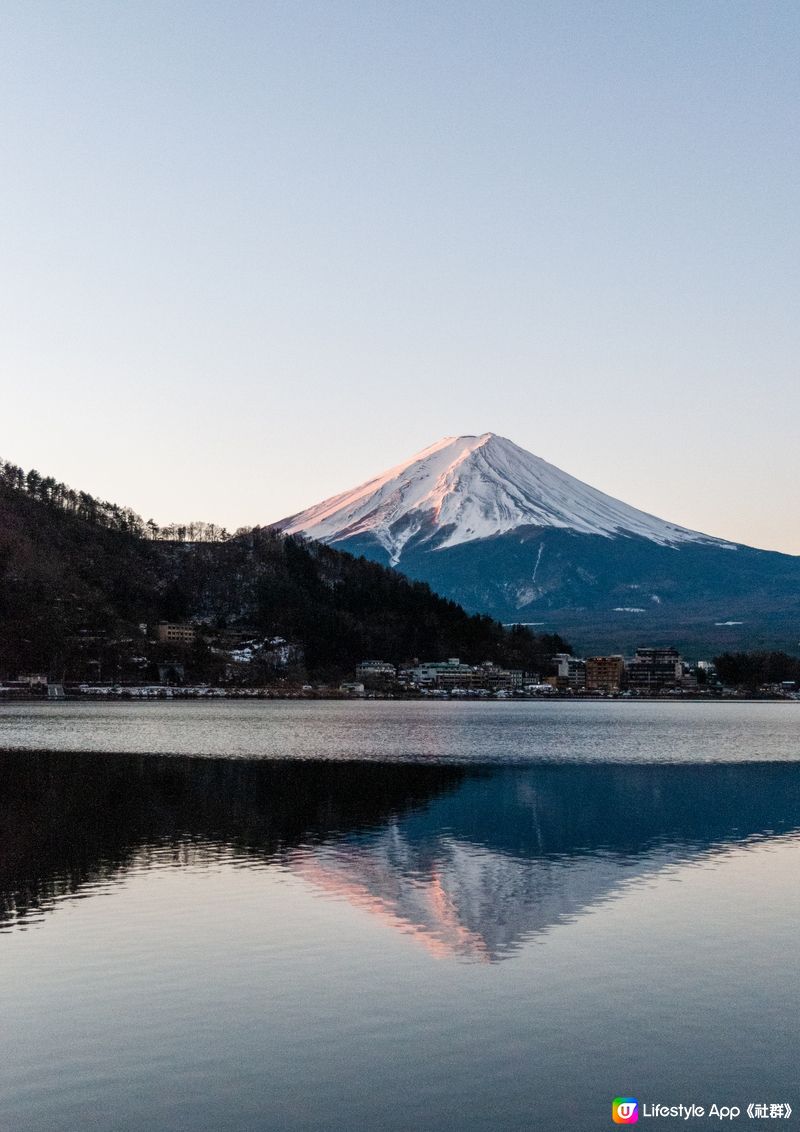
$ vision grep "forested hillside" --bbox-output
[0,462,568,682]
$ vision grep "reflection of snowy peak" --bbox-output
[287,761,800,962]
[276,432,725,565]
[291,827,686,961]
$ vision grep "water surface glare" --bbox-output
[0,702,798,1131]
[1,698,799,761]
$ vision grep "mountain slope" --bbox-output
[278,433,732,562]
[274,433,800,655]
[0,470,567,680]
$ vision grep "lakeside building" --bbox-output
[480,662,524,691]
[408,658,477,688]
[339,681,366,696]
[353,646,711,697]
[155,622,197,645]
[0,674,50,696]
[398,658,525,691]
[356,661,397,682]
[555,653,587,690]
[586,655,625,693]
[16,673,49,687]
[625,647,683,691]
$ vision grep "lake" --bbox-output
[1,701,798,1131]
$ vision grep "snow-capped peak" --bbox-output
[275,433,729,564]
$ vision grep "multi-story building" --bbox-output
[408,658,523,691]
[432,666,483,690]
[554,653,587,690]
[480,663,524,691]
[356,661,397,682]
[409,658,476,687]
[625,647,683,691]
[586,655,625,693]
[155,622,197,645]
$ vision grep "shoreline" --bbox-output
[0,690,796,705]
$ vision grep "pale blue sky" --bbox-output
[1,1,798,550]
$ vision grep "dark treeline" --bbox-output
[714,651,800,690]
[0,750,468,928]
[0,463,570,681]
[228,531,570,679]
[0,457,229,542]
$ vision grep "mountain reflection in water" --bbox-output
[2,752,800,960]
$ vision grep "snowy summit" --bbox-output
[276,432,725,565]
[273,433,798,655]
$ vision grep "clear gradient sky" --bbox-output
[2,1,798,551]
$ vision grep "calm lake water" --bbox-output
[1,701,798,1131]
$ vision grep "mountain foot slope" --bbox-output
[275,433,800,656]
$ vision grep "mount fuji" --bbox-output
[275,433,800,655]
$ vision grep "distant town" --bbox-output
[346,648,798,699]
[1,621,798,701]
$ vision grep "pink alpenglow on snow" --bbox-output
[276,433,731,564]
